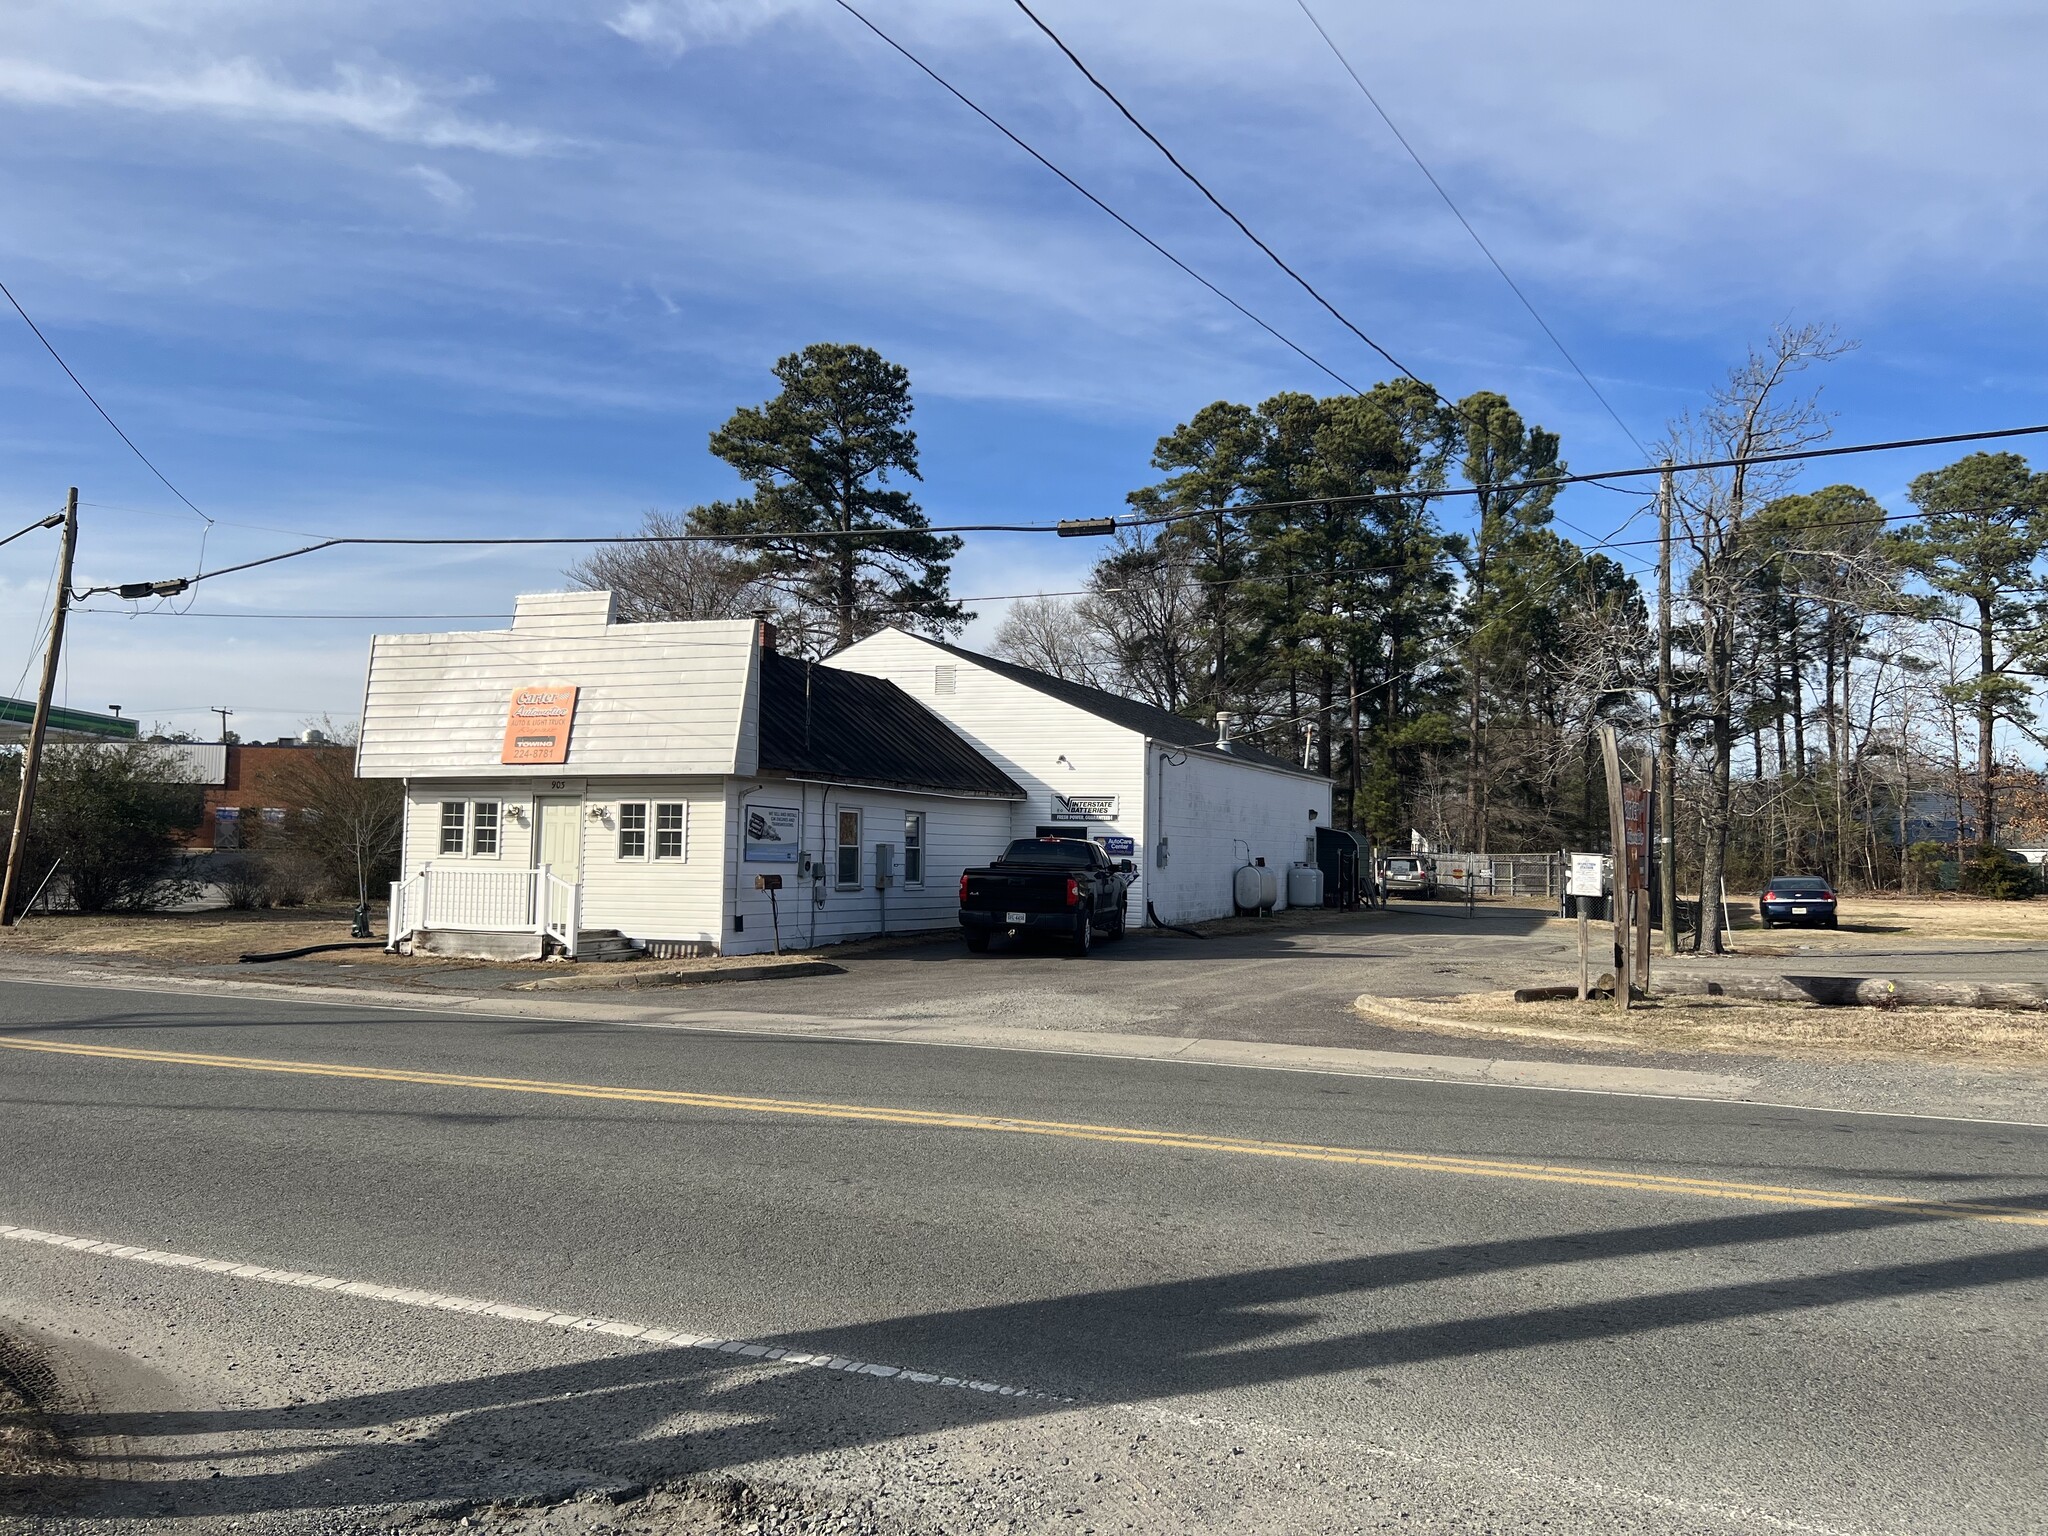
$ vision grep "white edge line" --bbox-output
[0,1221,1061,1404]
[7,968,2048,1132]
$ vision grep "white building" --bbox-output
[827,629,1334,926]
[358,593,1024,958]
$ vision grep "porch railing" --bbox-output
[387,863,579,958]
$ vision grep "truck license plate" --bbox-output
[1005,910,1027,924]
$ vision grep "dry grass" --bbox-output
[1356,990,2048,1066]
[0,904,405,966]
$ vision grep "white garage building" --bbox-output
[357,592,1333,958]
[827,629,1333,927]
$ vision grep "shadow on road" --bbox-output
[51,1195,2048,1522]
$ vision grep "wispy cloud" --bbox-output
[606,0,810,58]
[0,56,554,154]
[406,163,472,211]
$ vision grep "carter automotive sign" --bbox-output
[1050,792,1119,821]
[501,685,578,765]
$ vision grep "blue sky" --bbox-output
[2,0,2045,739]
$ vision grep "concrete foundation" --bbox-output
[413,929,545,962]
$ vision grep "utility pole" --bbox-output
[1656,459,1678,955]
[211,706,234,743]
[2,488,79,926]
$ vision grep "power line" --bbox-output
[1290,0,1650,459]
[1008,0,1425,387]
[71,419,2048,599]
[0,279,212,527]
[826,0,1366,397]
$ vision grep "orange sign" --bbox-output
[501,685,578,765]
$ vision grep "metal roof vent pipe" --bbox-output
[1214,710,1238,751]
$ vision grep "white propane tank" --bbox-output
[1287,863,1324,908]
[1233,864,1263,913]
[1258,866,1279,911]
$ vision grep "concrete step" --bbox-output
[571,929,642,962]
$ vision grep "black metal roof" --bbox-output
[756,650,1024,798]
[923,638,1328,781]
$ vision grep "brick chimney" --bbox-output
[754,610,778,653]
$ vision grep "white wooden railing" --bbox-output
[386,863,579,958]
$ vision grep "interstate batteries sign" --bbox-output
[1049,793,1119,821]
[501,685,579,765]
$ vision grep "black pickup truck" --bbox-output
[958,837,1136,954]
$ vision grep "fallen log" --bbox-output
[1651,973,2048,1012]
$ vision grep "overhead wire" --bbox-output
[1007,0,1424,387]
[0,279,213,528]
[826,0,1366,396]
[1289,0,1650,460]
[67,419,2048,599]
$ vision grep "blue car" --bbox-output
[1760,876,1838,929]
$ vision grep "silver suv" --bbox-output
[1378,856,1438,900]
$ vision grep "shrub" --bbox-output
[1958,845,2038,900]
[0,742,204,913]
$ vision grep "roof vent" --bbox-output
[935,664,957,696]
[1215,710,1238,750]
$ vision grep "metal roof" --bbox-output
[757,652,1024,799]
[0,696,139,745]
[923,639,1330,782]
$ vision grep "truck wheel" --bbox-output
[1107,902,1126,941]
[1071,905,1093,956]
[966,932,990,953]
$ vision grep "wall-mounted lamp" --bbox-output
[1055,754,1073,769]
[506,805,530,827]
[586,804,611,823]
[1308,809,1318,821]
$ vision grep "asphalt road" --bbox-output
[3,977,2046,1534]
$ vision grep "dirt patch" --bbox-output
[1356,990,2048,1066]
[406,1475,925,1535]
[0,904,412,968]
[0,1328,72,1515]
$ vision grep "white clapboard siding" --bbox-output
[359,613,759,779]
[575,778,728,943]
[722,779,1015,956]
[401,782,539,874]
[824,630,1154,915]
[1150,748,1330,925]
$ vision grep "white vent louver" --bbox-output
[935,664,958,696]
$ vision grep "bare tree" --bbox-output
[1667,323,1853,952]
[568,510,779,624]
[991,595,1109,685]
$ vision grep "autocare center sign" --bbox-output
[501,685,579,765]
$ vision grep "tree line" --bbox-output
[574,334,2048,933]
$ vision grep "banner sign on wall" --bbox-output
[1051,792,1118,821]
[744,804,801,862]
[501,685,579,765]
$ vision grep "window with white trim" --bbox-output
[470,801,500,857]
[836,809,861,888]
[439,801,466,855]
[617,802,648,859]
[654,802,686,860]
[903,812,924,886]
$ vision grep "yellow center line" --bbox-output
[4,1034,2044,1228]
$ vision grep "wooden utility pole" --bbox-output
[1599,722,1630,1012]
[2,488,79,926]
[1655,460,1679,955]
[1635,748,1655,993]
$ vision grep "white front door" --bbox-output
[535,796,582,929]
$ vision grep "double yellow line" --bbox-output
[4,1034,2043,1229]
